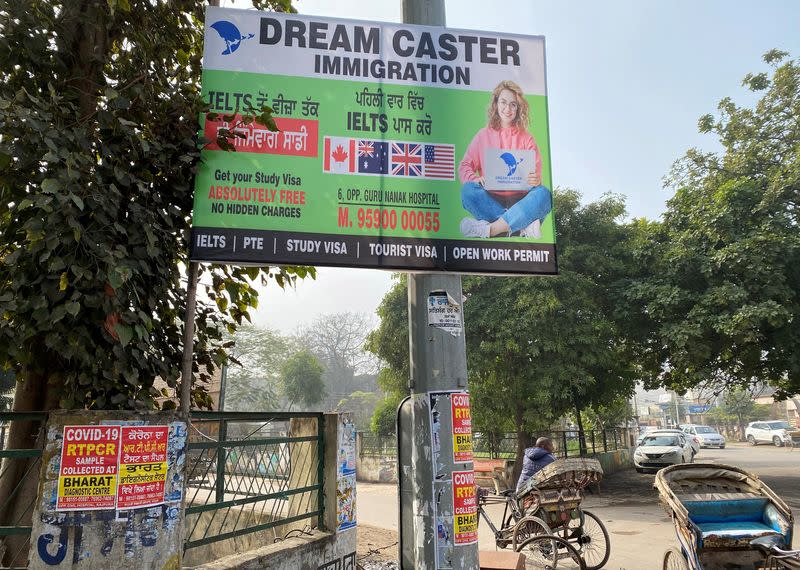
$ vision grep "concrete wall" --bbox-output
[191,530,355,570]
[356,454,397,484]
[28,411,187,570]
[592,447,633,476]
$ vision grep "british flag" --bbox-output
[358,141,375,157]
[390,143,422,177]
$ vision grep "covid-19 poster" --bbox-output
[191,7,556,274]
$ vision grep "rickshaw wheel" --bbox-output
[516,535,586,570]
[511,515,551,551]
[563,509,610,570]
[663,548,689,570]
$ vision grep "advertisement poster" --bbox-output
[452,470,478,545]
[57,425,121,511]
[191,8,556,275]
[337,419,357,532]
[117,426,169,510]
[451,392,473,463]
[428,291,463,337]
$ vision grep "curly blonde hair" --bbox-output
[487,80,530,131]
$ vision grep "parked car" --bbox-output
[636,426,659,446]
[654,428,700,455]
[745,420,793,446]
[634,431,694,473]
[681,424,726,449]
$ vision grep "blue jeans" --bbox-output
[461,182,553,233]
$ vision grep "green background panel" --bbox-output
[193,69,554,242]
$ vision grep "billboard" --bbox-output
[191,7,556,274]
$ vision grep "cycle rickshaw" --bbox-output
[477,457,610,569]
[656,462,798,570]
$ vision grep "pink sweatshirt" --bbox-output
[458,127,542,184]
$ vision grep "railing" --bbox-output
[358,432,397,457]
[357,428,629,462]
[183,411,324,553]
[0,411,325,568]
[0,411,47,570]
[473,428,629,460]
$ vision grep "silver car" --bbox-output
[683,425,726,449]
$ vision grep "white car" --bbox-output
[682,425,726,449]
[634,432,694,473]
[653,428,700,456]
[745,421,793,446]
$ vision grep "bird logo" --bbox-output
[499,152,524,176]
[210,21,254,55]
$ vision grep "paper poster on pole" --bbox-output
[57,426,121,511]
[451,393,473,463]
[191,7,557,275]
[452,470,478,544]
[117,426,169,510]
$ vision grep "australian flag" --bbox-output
[357,140,389,175]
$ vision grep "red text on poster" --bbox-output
[117,426,169,510]
[57,425,121,511]
[451,392,473,463]
[452,470,478,545]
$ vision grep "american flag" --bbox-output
[423,144,455,179]
[390,143,422,177]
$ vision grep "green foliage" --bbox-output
[365,274,409,392]
[280,349,325,411]
[583,397,632,430]
[365,193,640,440]
[0,0,311,409]
[371,393,402,436]
[464,190,639,436]
[624,52,800,398]
[336,390,380,432]
[224,324,296,411]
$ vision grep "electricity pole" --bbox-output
[396,3,480,569]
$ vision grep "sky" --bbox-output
[219,0,800,334]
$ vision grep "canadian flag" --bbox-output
[323,137,356,174]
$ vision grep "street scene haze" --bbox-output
[1,1,799,570]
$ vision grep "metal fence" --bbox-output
[357,428,629,461]
[0,411,325,568]
[473,428,629,460]
[358,432,397,457]
[183,411,324,553]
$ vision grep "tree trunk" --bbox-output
[574,398,587,456]
[511,402,530,487]
[0,371,59,567]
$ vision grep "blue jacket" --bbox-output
[516,446,556,492]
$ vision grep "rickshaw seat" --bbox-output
[683,497,785,547]
[696,521,778,540]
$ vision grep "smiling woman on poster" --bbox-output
[458,80,552,239]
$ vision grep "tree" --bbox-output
[624,51,800,398]
[224,324,296,411]
[336,390,380,432]
[364,275,410,431]
[298,312,379,408]
[280,350,325,411]
[365,192,640,479]
[0,1,305,561]
[722,389,772,441]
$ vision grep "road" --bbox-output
[357,443,800,568]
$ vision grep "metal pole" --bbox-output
[396,11,477,569]
[180,261,200,413]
